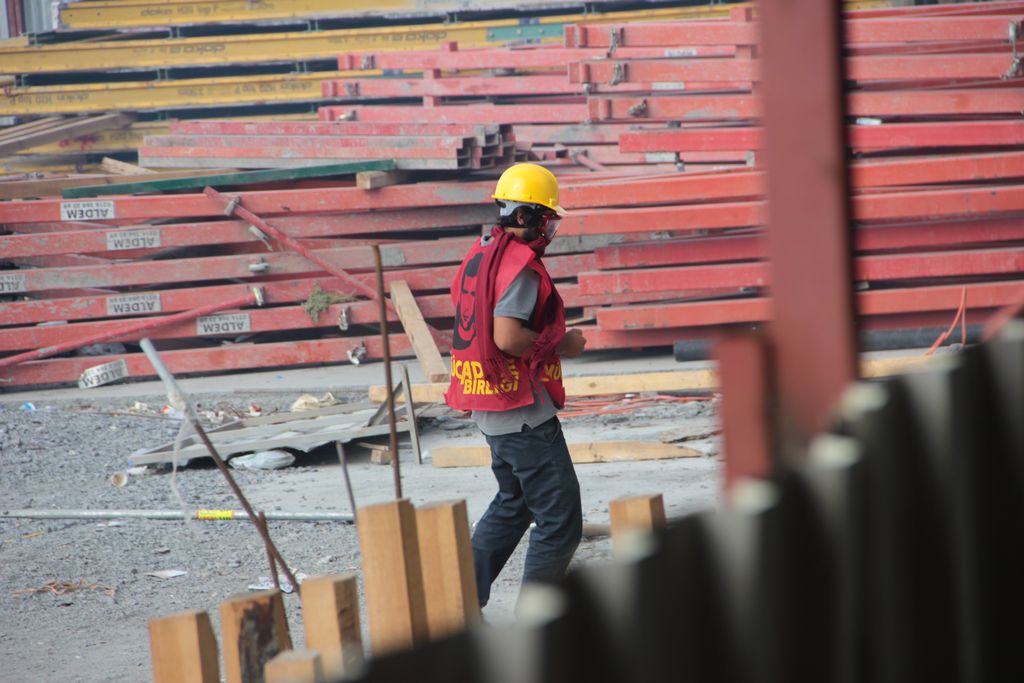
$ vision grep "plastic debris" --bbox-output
[19,403,35,412]
[146,569,187,579]
[228,450,295,471]
[290,392,340,412]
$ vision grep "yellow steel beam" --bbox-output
[60,0,417,29]
[12,111,317,154]
[0,7,722,75]
[0,70,363,116]
[58,0,732,30]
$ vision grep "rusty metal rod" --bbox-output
[139,338,299,590]
[258,511,282,592]
[335,442,359,523]
[372,245,402,500]
[203,186,444,344]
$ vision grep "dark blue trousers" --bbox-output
[471,417,583,607]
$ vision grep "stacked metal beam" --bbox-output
[3,1,1023,391]
[139,121,519,170]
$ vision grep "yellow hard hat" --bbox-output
[492,163,565,216]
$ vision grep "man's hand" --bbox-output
[558,328,587,358]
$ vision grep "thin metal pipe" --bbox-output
[0,509,356,521]
[372,244,403,500]
[335,442,359,523]
[140,338,299,590]
[258,511,281,591]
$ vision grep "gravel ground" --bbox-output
[0,391,719,683]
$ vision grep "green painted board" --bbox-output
[62,159,397,198]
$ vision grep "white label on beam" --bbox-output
[106,229,161,251]
[106,293,162,316]
[0,272,27,293]
[60,200,117,222]
[78,359,130,389]
[196,313,251,336]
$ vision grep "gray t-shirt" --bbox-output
[472,263,559,436]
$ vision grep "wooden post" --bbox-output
[356,499,429,655]
[220,590,293,683]
[416,500,480,639]
[390,279,449,383]
[264,650,325,683]
[148,609,220,683]
[609,494,667,555]
[299,574,364,681]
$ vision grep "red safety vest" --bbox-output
[444,236,566,412]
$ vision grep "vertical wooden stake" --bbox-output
[357,499,429,655]
[609,494,667,555]
[220,590,293,683]
[416,500,480,639]
[299,574,364,680]
[149,609,220,683]
[264,650,325,683]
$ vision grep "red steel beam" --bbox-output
[0,290,262,368]
[149,133,481,151]
[0,181,495,225]
[578,247,1024,297]
[565,16,1021,48]
[588,88,1024,121]
[621,121,1024,153]
[323,75,588,99]
[595,217,1024,270]
[171,120,504,139]
[595,282,1024,330]
[320,103,589,125]
[339,44,734,71]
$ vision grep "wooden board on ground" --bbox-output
[368,356,938,404]
[431,441,702,468]
[389,280,449,383]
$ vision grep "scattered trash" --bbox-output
[109,472,128,487]
[95,521,123,527]
[159,405,185,420]
[14,579,116,598]
[318,555,335,565]
[247,572,306,594]
[19,403,35,412]
[146,569,187,579]
[228,450,295,471]
[290,392,340,412]
[125,466,150,477]
[246,404,263,417]
[125,402,159,416]
[153,547,171,555]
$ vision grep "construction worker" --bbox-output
[445,162,587,612]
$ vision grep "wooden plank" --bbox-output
[148,609,220,683]
[100,157,155,175]
[0,113,135,156]
[369,370,718,403]
[63,159,396,198]
[608,494,667,556]
[356,499,429,656]
[356,170,411,190]
[264,650,325,683]
[389,280,449,383]
[298,574,363,681]
[401,364,423,465]
[415,500,479,639]
[219,590,293,683]
[432,441,702,468]
[370,356,937,404]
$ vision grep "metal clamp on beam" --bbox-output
[222,195,241,216]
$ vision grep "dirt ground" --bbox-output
[0,353,720,683]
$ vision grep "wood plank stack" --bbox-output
[139,121,520,170]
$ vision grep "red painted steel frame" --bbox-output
[760,0,857,451]
[320,103,590,125]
